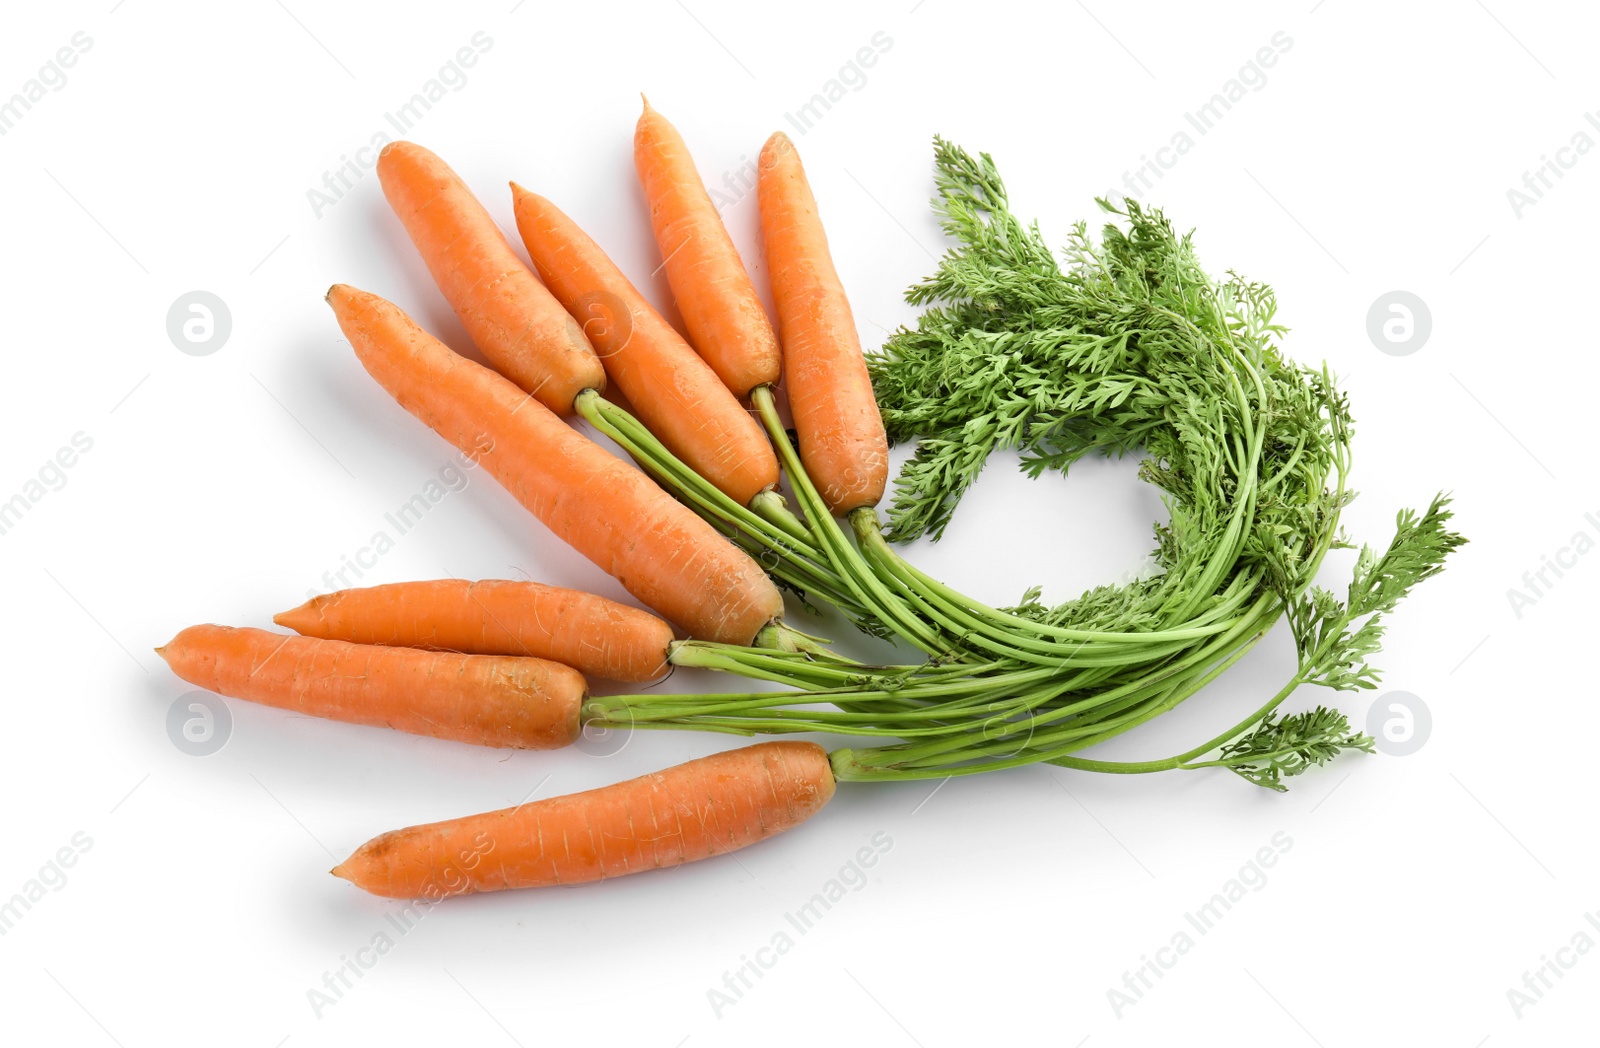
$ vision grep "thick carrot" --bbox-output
[757,132,889,516]
[377,141,605,414]
[275,579,673,682]
[327,285,783,645]
[510,184,780,507]
[332,741,835,897]
[158,625,583,749]
[634,98,780,399]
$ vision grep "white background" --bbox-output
[1,0,1594,1044]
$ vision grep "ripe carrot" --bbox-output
[332,741,835,897]
[326,284,783,645]
[634,98,781,399]
[509,184,780,507]
[157,624,584,749]
[275,579,674,682]
[757,132,889,516]
[377,141,606,414]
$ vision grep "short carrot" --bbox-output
[158,624,584,749]
[757,132,889,516]
[510,184,780,507]
[326,284,783,645]
[332,741,835,897]
[634,98,781,399]
[275,579,674,682]
[377,141,606,414]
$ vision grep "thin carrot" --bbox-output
[157,624,584,749]
[633,98,781,399]
[275,579,674,682]
[757,132,889,516]
[326,284,783,645]
[377,141,606,414]
[510,184,780,507]
[332,741,835,897]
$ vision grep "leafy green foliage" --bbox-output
[870,137,1362,637]
[1286,493,1466,692]
[858,139,1463,786]
[1213,706,1375,792]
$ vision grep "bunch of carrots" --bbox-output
[160,100,1434,900]
[159,102,899,897]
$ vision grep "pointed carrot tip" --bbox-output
[330,862,352,882]
[640,92,652,110]
[153,645,167,657]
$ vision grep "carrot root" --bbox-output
[274,579,675,682]
[332,741,835,897]
[158,624,586,749]
[377,141,606,414]
[326,284,784,645]
[757,132,889,515]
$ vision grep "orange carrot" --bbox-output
[377,141,606,414]
[327,284,783,645]
[510,184,780,507]
[332,741,835,897]
[158,624,584,749]
[757,132,889,516]
[275,579,673,682]
[634,98,781,399]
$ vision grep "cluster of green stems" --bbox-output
[572,367,1348,784]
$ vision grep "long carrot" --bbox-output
[509,184,780,507]
[275,579,674,682]
[757,132,889,516]
[633,98,781,399]
[158,625,584,749]
[327,285,783,645]
[377,141,606,414]
[332,741,835,897]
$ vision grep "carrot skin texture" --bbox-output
[377,141,606,414]
[333,741,835,897]
[275,579,674,682]
[326,285,783,645]
[634,99,781,399]
[510,184,780,507]
[757,132,889,515]
[158,625,584,749]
